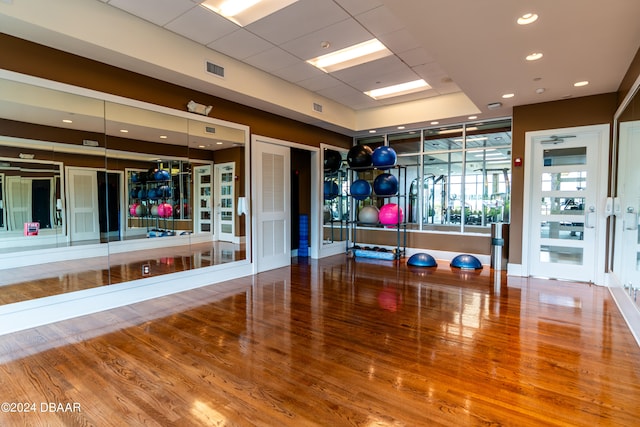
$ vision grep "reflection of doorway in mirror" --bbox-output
[215,162,235,242]
[67,167,100,243]
[195,165,213,234]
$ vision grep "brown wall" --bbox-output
[510,93,618,264]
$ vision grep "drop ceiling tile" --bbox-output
[412,63,459,94]
[334,0,384,16]
[243,47,300,73]
[398,47,436,68]
[331,56,416,90]
[107,0,196,26]
[207,29,274,60]
[165,6,239,45]
[317,83,368,103]
[279,18,371,60]
[271,61,326,83]
[296,74,344,92]
[377,29,420,55]
[355,5,404,37]
[245,0,350,45]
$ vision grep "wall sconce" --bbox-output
[187,100,213,116]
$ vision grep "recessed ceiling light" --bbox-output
[526,52,543,61]
[120,129,129,133]
[62,119,73,123]
[517,13,538,25]
[159,135,168,139]
[364,79,430,100]
[201,0,298,26]
[430,121,439,125]
[468,116,478,120]
[502,93,515,99]
[198,145,206,148]
[216,142,224,145]
[574,81,589,87]
[308,39,392,73]
[369,130,377,133]
[397,126,405,130]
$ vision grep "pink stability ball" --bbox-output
[157,202,173,218]
[378,203,403,226]
[129,203,139,216]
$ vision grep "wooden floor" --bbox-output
[1,255,639,426]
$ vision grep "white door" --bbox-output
[615,121,640,286]
[525,125,608,282]
[194,165,213,235]
[67,168,100,242]
[252,139,290,272]
[5,176,30,231]
[215,162,235,242]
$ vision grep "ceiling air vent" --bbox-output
[206,61,225,78]
[313,102,323,113]
[205,126,216,134]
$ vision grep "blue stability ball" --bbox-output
[324,181,340,200]
[158,185,172,198]
[147,188,158,200]
[407,253,437,268]
[347,145,373,168]
[372,146,397,169]
[350,179,372,200]
[450,254,483,270]
[373,173,398,196]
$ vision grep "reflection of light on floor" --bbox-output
[191,400,227,426]
[539,293,582,308]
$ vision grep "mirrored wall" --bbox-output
[613,78,640,309]
[0,71,250,305]
[322,146,348,246]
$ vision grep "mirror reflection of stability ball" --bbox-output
[323,181,339,200]
[324,149,342,172]
[157,202,173,218]
[347,144,373,168]
[379,203,403,225]
[350,179,371,200]
[358,205,379,224]
[373,173,398,196]
[372,146,397,169]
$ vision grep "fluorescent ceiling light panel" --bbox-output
[202,0,298,26]
[307,39,392,73]
[364,79,431,100]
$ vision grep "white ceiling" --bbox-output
[3,0,640,136]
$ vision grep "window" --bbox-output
[356,118,512,234]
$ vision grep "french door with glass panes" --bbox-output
[525,125,608,282]
[215,162,235,242]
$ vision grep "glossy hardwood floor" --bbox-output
[0,255,639,426]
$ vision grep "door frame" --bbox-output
[522,124,609,284]
[251,135,319,273]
